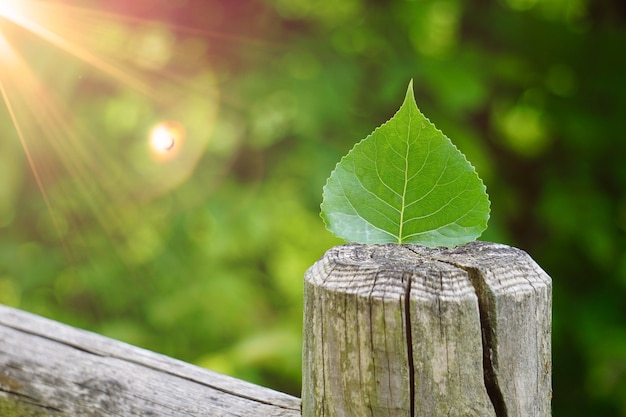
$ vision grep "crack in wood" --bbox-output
[0,388,65,413]
[462,265,508,417]
[403,272,415,417]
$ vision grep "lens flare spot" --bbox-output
[151,126,175,152]
[149,120,184,161]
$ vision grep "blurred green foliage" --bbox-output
[1,0,625,415]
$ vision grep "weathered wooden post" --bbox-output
[302,241,551,416]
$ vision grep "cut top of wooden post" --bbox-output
[302,241,552,417]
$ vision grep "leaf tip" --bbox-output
[404,79,417,108]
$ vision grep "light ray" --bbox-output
[1,0,161,101]
[34,1,276,49]
[0,0,256,106]
[0,79,56,238]
[0,34,129,254]
[0,45,86,270]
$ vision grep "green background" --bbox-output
[1,0,625,415]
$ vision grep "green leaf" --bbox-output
[321,80,490,247]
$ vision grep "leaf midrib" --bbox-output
[398,113,413,243]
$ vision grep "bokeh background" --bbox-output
[1,0,625,415]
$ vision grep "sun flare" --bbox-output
[0,0,220,261]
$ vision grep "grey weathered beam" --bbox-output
[302,241,552,417]
[0,305,301,416]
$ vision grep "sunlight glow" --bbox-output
[0,0,218,198]
[0,0,220,267]
[0,0,27,21]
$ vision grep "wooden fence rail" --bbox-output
[1,241,551,417]
[0,304,301,416]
